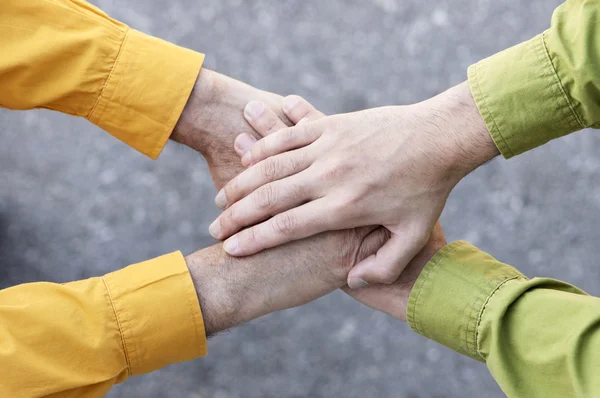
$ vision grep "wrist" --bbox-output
[171,68,220,155]
[427,81,500,180]
[171,69,279,161]
[184,246,247,336]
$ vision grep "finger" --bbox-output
[244,101,289,137]
[282,95,326,124]
[241,122,323,167]
[221,199,341,256]
[215,147,314,210]
[211,171,315,240]
[347,231,428,288]
[234,133,257,157]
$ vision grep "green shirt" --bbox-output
[408,1,600,396]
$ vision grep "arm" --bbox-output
[235,96,600,397]
[346,238,600,397]
[0,252,204,397]
[1,0,202,159]
[410,243,600,397]
[209,75,499,290]
[468,0,600,157]
[208,0,600,289]
[0,221,387,397]
[1,0,288,188]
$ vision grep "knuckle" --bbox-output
[376,267,400,284]
[217,211,232,233]
[330,197,351,215]
[337,192,362,209]
[286,153,304,174]
[265,115,280,134]
[407,223,431,247]
[244,225,259,244]
[281,182,304,202]
[254,184,278,210]
[224,178,239,201]
[304,122,320,139]
[257,137,270,157]
[280,128,297,146]
[272,212,298,235]
[319,157,352,181]
[260,158,280,181]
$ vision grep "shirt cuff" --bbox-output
[102,251,207,376]
[407,241,525,361]
[468,33,584,158]
[88,29,205,159]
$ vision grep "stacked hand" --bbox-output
[209,83,498,288]
[172,70,477,331]
[176,75,448,333]
[225,95,448,322]
[166,71,391,334]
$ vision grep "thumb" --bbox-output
[347,231,427,288]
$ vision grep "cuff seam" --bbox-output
[102,275,133,375]
[88,28,129,120]
[182,256,207,357]
[540,31,585,131]
[470,63,514,157]
[473,275,522,361]
[408,241,467,336]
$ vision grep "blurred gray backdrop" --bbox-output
[2,0,595,397]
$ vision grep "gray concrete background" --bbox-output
[2,0,594,397]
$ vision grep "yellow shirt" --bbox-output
[1,1,207,396]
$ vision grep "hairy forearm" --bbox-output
[184,240,345,336]
[426,81,499,177]
[183,238,345,336]
[184,227,388,336]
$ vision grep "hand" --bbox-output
[171,69,290,189]
[342,221,447,321]
[209,83,498,288]
[185,226,389,336]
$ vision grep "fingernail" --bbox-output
[215,189,227,209]
[223,236,239,255]
[348,278,369,289]
[234,134,256,154]
[209,219,221,239]
[241,151,252,167]
[244,101,264,119]
[283,96,299,112]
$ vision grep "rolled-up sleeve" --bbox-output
[0,0,204,158]
[467,0,600,158]
[408,241,600,397]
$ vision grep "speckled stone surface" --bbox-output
[2,0,594,397]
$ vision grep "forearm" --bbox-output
[0,0,203,159]
[0,234,352,396]
[408,242,600,397]
[420,81,499,178]
[185,234,354,336]
[0,252,205,397]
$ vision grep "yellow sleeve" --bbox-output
[0,0,205,159]
[0,252,207,398]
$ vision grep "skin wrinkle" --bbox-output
[186,226,389,337]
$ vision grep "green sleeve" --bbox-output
[408,241,600,397]
[467,0,600,158]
